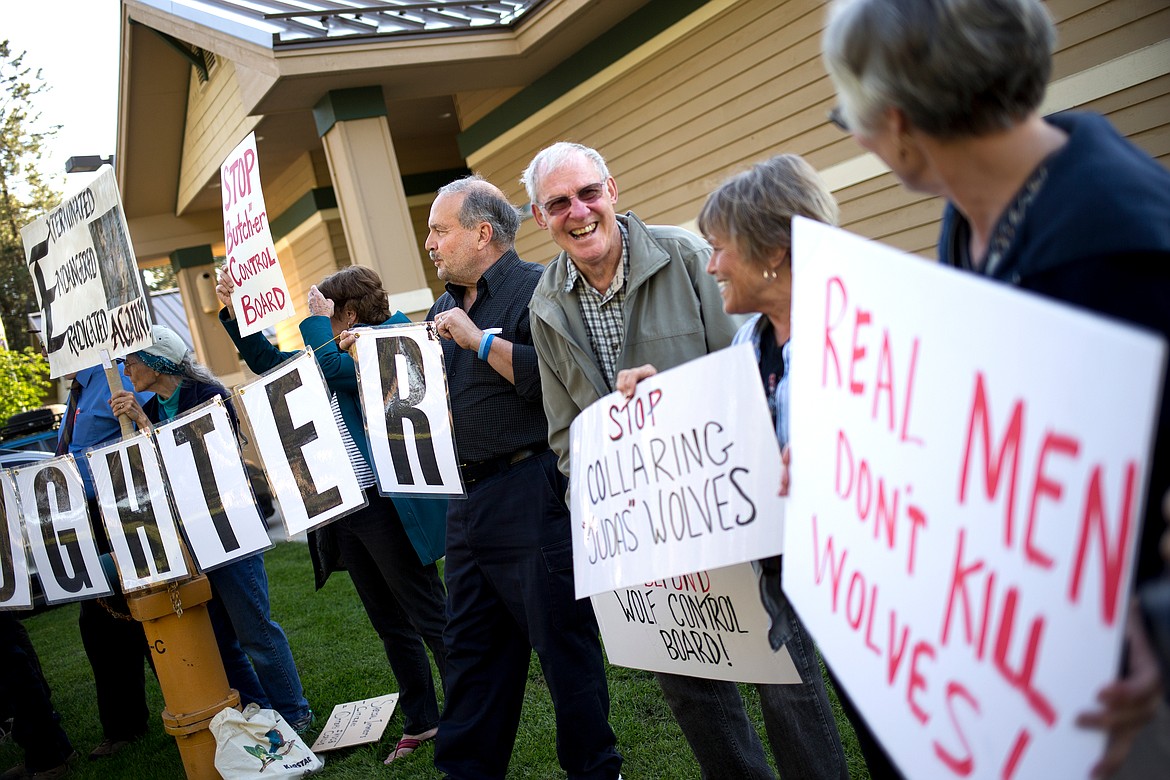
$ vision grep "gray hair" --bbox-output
[436,174,521,248]
[179,354,227,393]
[822,0,1054,139]
[697,154,838,267]
[520,142,611,208]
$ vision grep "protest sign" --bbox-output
[20,167,152,377]
[221,132,293,336]
[785,218,1166,780]
[89,432,190,592]
[352,324,463,496]
[310,693,400,753]
[0,471,33,610]
[237,351,366,537]
[13,457,111,605]
[568,344,784,598]
[593,563,800,683]
[155,398,272,571]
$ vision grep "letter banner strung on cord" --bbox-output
[12,457,112,605]
[0,472,33,610]
[568,343,784,598]
[221,131,294,336]
[20,167,153,378]
[785,218,1167,780]
[352,324,464,497]
[592,562,800,684]
[236,350,367,538]
[89,432,190,592]
[155,397,273,571]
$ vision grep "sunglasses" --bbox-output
[541,182,607,217]
[828,106,849,132]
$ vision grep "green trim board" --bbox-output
[456,0,710,158]
[402,167,472,196]
[270,187,338,240]
[170,244,215,271]
[313,86,389,137]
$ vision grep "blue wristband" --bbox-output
[477,332,495,361]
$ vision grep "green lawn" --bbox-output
[1,542,868,778]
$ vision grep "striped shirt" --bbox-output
[331,392,375,490]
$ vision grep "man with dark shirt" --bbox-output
[425,176,621,779]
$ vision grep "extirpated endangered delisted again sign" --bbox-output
[221,132,293,336]
[785,219,1166,780]
[154,398,272,571]
[20,167,152,377]
[89,432,190,592]
[237,350,366,537]
[13,457,112,605]
[592,563,800,684]
[0,472,33,610]
[569,344,784,598]
[352,324,463,496]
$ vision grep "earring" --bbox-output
[763,268,778,281]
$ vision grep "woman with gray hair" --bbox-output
[110,325,314,734]
[822,0,1170,776]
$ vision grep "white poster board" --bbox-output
[13,457,112,605]
[237,351,366,537]
[0,471,33,610]
[310,693,400,753]
[352,324,463,496]
[20,167,152,377]
[221,132,294,336]
[593,563,800,683]
[155,398,272,571]
[89,433,190,592]
[569,344,784,598]
[785,219,1166,780]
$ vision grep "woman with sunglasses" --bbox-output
[110,325,314,734]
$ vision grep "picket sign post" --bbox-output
[102,355,239,779]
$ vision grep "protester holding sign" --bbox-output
[523,143,784,779]
[109,326,313,734]
[216,265,448,764]
[821,0,1170,774]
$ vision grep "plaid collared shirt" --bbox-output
[564,223,629,391]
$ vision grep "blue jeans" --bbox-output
[331,489,447,735]
[658,610,848,779]
[435,451,621,780]
[206,552,310,726]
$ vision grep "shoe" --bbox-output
[384,727,437,764]
[2,751,76,779]
[292,710,314,736]
[88,738,133,760]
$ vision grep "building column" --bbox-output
[313,87,433,317]
[170,245,244,383]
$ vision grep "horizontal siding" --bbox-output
[178,60,258,215]
[455,87,524,129]
[265,153,321,219]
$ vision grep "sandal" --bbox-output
[384,727,437,764]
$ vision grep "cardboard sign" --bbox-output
[568,344,784,598]
[310,694,400,753]
[221,132,293,336]
[0,471,33,610]
[20,167,152,377]
[89,433,190,592]
[352,324,463,496]
[785,218,1166,780]
[155,398,272,571]
[593,563,800,683]
[12,457,111,605]
[237,351,366,537]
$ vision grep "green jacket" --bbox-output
[529,212,736,476]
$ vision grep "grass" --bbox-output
[1,541,869,778]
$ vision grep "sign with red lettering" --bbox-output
[0,472,33,610]
[592,563,800,683]
[20,167,153,377]
[785,218,1166,780]
[352,324,464,496]
[221,132,293,336]
[569,345,784,598]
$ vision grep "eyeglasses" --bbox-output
[541,182,607,217]
[828,106,849,132]
[121,356,142,369]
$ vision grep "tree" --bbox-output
[0,40,60,352]
[0,346,50,428]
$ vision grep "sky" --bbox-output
[5,0,122,191]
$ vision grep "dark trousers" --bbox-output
[333,489,448,735]
[435,451,621,780]
[0,614,73,772]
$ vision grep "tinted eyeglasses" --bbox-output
[828,106,849,132]
[541,182,607,217]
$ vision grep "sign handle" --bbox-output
[100,349,134,438]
